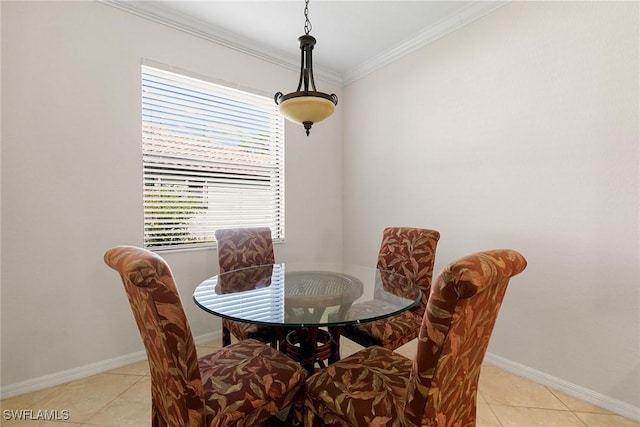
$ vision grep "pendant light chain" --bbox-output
[304,0,312,35]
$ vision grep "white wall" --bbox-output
[0,1,342,391]
[342,1,638,410]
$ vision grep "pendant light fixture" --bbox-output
[274,0,338,136]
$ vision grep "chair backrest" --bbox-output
[104,246,204,427]
[215,227,275,273]
[376,227,440,315]
[404,249,527,426]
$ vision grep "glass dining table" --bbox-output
[193,263,420,372]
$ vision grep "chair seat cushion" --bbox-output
[341,303,423,350]
[305,346,412,426]
[199,339,306,426]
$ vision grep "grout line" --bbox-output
[573,412,590,427]
[81,375,145,426]
[486,405,505,427]
[569,410,589,427]
[546,386,575,412]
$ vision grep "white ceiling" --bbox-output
[106,1,506,86]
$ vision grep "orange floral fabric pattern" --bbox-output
[405,249,527,427]
[304,346,412,427]
[215,227,275,273]
[214,227,277,346]
[200,340,307,426]
[341,227,440,350]
[104,246,306,427]
[305,249,527,427]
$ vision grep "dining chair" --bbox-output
[215,227,278,347]
[339,227,440,350]
[304,249,527,427]
[104,245,306,427]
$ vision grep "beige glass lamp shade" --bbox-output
[278,95,336,127]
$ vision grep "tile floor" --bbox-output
[1,337,638,427]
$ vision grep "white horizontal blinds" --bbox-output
[198,288,284,322]
[142,65,285,250]
[193,266,286,322]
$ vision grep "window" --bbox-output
[141,65,285,250]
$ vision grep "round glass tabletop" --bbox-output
[193,263,420,327]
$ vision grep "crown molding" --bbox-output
[102,0,506,88]
[342,1,507,85]
[102,0,343,86]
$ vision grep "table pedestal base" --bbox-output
[284,329,336,372]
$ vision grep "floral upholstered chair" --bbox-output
[339,227,440,350]
[215,227,278,347]
[305,249,527,427]
[104,246,306,427]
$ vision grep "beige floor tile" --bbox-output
[194,337,227,358]
[479,366,566,410]
[196,340,223,353]
[196,345,222,358]
[574,412,640,427]
[394,338,417,359]
[2,393,82,426]
[84,377,151,427]
[490,405,586,427]
[547,389,611,414]
[338,336,364,358]
[18,373,141,424]
[1,384,64,412]
[476,403,502,427]
[1,387,75,426]
[107,360,149,376]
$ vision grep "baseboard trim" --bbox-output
[484,352,640,422]
[0,331,222,400]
